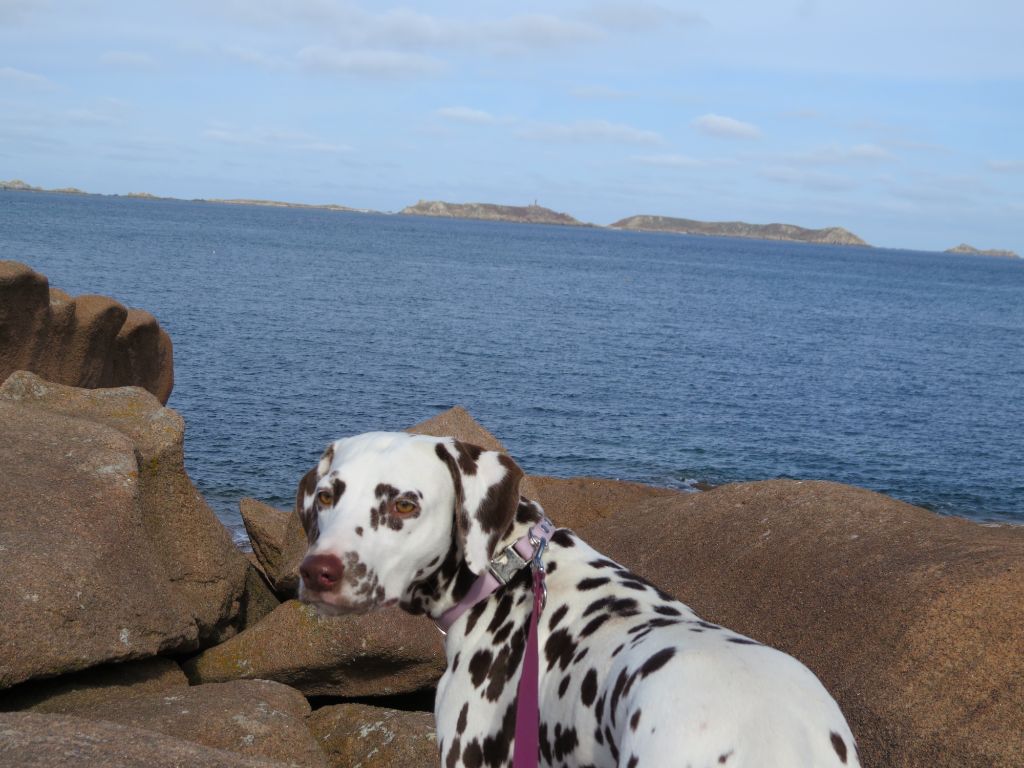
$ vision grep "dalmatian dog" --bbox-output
[297,432,860,768]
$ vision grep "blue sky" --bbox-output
[1,0,1021,252]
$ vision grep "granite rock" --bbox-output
[182,600,445,697]
[0,658,188,714]
[307,702,437,768]
[0,712,289,767]
[0,260,173,403]
[0,372,249,689]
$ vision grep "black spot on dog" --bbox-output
[580,613,610,637]
[550,529,575,547]
[727,637,760,645]
[697,620,721,630]
[594,726,604,745]
[612,643,625,656]
[609,598,641,617]
[492,620,514,646]
[558,675,571,698]
[331,477,346,501]
[545,628,576,671]
[640,647,676,677]
[830,732,848,764]
[577,576,610,590]
[548,604,569,630]
[487,592,514,634]
[630,709,642,731]
[626,756,639,768]
[464,598,488,635]
[453,440,482,476]
[654,604,682,616]
[581,668,598,706]
[468,649,492,688]
[462,738,483,768]
[552,723,578,761]
[445,737,461,768]
[590,558,618,569]
[610,667,630,724]
[583,596,613,617]
[574,648,589,664]
[719,751,734,764]
[452,652,460,672]
[456,703,469,734]
[354,526,363,536]
[539,722,552,763]
[481,701,517,766]
[595,693,606,722]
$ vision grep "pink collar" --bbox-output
[434,517,555,635]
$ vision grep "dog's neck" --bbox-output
[400,496,544,620]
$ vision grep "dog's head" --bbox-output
[296,431,524,615]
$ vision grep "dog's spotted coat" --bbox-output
[297,432,860,767]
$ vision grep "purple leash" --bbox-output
[513,536,547,768]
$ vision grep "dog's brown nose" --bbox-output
[300,554,344,592]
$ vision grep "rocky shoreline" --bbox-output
[1,264,1023,767]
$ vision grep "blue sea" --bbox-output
[3,190,1022,536]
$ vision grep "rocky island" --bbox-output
[611,214,870,246]
[944,243,1019,259]
[401,199,590,227]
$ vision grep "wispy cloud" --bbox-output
[204,124,352,154]
[759,165,855,192]
[633,153,728,169]
[519,119,662,145]
[569,84,629,100]
[0,65,55,89]
[987,159,1024,174]
[0,0,38,24]
[296,46,445,79]
[786,143,894,166]
[585,0,705,32]
[99,51,155,69]
[692,113,761,140]
[435,106,499,125]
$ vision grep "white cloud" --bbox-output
[0,0,38,23]
[435,106,499,125]
[692,113,762,140]
[760,165,855,192]
[99,51,156,69]
[0,65,55,89]
[569,84,629,100]
[633,153,723,169]
[519,119,662,145]
[787,143,894,166]
[296,46,445,79]
[988,159,1024,174]
[585,1,705,32]
[204,125,351,153]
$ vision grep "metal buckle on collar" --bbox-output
[488,543,529,585]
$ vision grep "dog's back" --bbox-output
[438,525,859,768]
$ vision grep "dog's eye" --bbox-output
[316,489,333,507]
[394,499,418,516]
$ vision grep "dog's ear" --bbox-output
[295,443,336,544]
[434,439,525,574]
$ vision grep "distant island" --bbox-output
[401,199,589,227]
[6,179,1020,255]
[611,214,869,247]
[944,243,1019,259]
